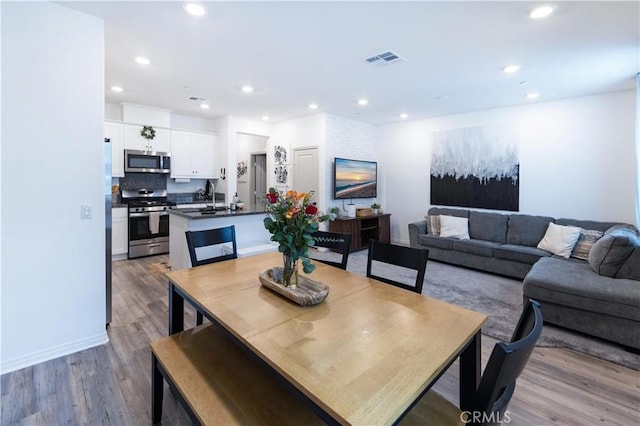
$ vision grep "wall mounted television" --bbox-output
[333,157,377,199]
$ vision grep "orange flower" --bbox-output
[285,207,300,219]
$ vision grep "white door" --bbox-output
[293,147,319,200]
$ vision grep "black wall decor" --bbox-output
[430,125,519,211]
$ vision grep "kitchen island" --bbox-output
[169,205,276,270]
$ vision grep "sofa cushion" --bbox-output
[589,228,639,277]
[452,239,502,257]
[494,244,552,264]
[617,247,640,280]
[418,234,453,250]
[469,211,508,244]
[439,215,469,239]
[571,229,604,261]
[537,222,581,258]
[556,218,624,233]
[506,214,555,247]
[427,207,470,218]
[524,257,640,321]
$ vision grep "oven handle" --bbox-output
[129,212,170,218]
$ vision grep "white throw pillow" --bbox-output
[537,222,582,258]
[439,215,470,239]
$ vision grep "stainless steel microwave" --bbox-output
[124,150,171,173]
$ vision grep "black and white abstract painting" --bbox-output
[430,124,519,211]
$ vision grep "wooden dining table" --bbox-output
[166,251,488,425]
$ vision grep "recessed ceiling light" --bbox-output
[503,65,521,74]
[308,103,319,110]
[400,113,408,119]
[200,103,210,109]
[262,116,270,121]
[526,92,540,99]
[530,6,554,19]
[111,86,123,93]
[241,85,254,93]
[135,57,150,65]
[357,99,369,106]
[184,3,206,16]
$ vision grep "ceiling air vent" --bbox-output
[188,96,207,102]
[364,50,406,68]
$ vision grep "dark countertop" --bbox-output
[169,205,266,220]
[112,202,127,208]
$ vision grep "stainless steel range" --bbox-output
[122,189,176,258]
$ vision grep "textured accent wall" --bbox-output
[324,114,378,210]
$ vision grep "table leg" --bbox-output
[459,331,481,411]
[168,281,184,335]
[151,353,163,424]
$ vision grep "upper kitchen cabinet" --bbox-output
[105,121,125,177]
[124,124,170,152]
[170,130,218,179]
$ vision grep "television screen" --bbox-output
[334,157,377,199]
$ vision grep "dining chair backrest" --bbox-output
[185,225,238,267]
[366,239,429,294]
[310,231,352,270]
[471,299,544,425]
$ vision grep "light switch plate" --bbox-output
[81,204,92,219]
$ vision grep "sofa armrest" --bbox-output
[408,221,428,248]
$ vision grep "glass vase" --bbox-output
[282,252,299,289]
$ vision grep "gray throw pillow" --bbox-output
[588,228,639,277]
[571,229,604,261]
[425,214,441,235]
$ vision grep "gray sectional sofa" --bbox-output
[409,207,640,349]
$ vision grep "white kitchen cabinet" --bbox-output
[105,121,125,177]
[170,130,217,179]
[112,207,128,258]
[124,124,170,152]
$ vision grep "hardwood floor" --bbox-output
[1,255,638,425]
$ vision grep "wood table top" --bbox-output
[166,251,487,425]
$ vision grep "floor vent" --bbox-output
[364,50,406,68]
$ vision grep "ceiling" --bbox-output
[60,1,639,125]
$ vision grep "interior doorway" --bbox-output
[251,153,267,206]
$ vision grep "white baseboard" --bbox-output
[237,243,278,257]
[392,237,410,247]
[1,331,109,375]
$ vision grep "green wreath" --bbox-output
[140,125,156,140]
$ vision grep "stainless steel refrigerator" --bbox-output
[105,138,112,324]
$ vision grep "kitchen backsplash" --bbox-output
[115,174,218,202]
[119,173,166,189]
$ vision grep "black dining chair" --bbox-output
[366,239,429,294]
[310,231,352,270]
[185,225,237,325]
[400,299,544,426]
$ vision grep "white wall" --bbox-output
[380,91,638,245]
[272,114,326,203]
[1,2,108,373]
[212,116,272,204]
[270,113,379,214]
